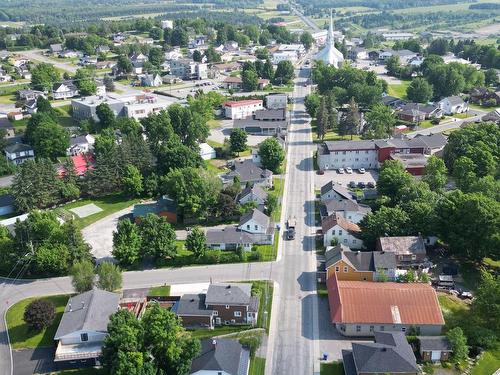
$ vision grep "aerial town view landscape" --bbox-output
[0,0,498,374]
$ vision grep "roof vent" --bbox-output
[226,285,231,289]
[68,303,72,312]
[381,348,387,352]
[81,301,85,309]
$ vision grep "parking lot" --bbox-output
[315,169,379,190]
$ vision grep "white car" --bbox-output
[338,168,345,174]
[346,167,353,174]
[358,168,366,174]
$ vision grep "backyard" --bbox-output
[387,80,410,99]
[320,361,344,375]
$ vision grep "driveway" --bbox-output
[81,206,134,263]
[12,347,56,375]
[208,119,273,147]
[315,169,379,190]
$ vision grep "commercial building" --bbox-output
[223,99,264,119]
[169,59,207,80]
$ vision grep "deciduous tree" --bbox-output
[71,260,95,293]
[259,138,284,173]
[97,262,123,292]
[185,227,206,258]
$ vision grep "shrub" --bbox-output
[23,299,55,331]
[247,251,262,261]
[239,334,262,357]
[431,118,440,125]
[202,250,221,264]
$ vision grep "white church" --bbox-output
[314,11,344,68]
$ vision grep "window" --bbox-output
[356,326,361,332]
[411,254,417,260]
[247,225,250,230]
[343,239,348,243]
[254,225,258,230]
[342,151,346,155]
[401,327,406,332]
[234,311,242,317]
[355,151,359,154]
[335,266,340,272]
[353,239,357,244]
[213,310,218,316]
[80,333,88,342]
[369,325,374,332]
[380,326,385,331]
[338,230,343,236]
[343,266,348,273]
[225,305,230,309]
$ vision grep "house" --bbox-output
[132,196,177,224]
[206,283,258,325]
[23,99,38,115]
[438,96,468,115]
[96,45,110,54]
[342,332,418,375]
[418,336,452,362]
[397,103,442,122]
[272,50,298,64]
[53,81,79,100]
[0,194,15,216]
[320,181,355,202]
[322,213,363,249]
[222,159,273,188]
[50,44,63,54]
[233,108,289,135]
[66,134,95,156]
[54,289,120,363]
[327,276,445,336]
[4,143,34,165]
[325,244,397,281]
[482,108,500,124]
[141,73,162,87]
[390,153,428,176]
[0,118,15,138]
[320,199,371,224]
[199,142,216,160]
[59,50,80,59]
[376,236,427,268]
[347,47,368,61]
[18,90,44,101]
[381,94,406,108]
[238,208,271,235]
[223,41,239,52]
[162,74,181,84]
[190,339,250,375]
[407,133,447,155]
[236,185,268,206]
[175,293,216,328]
[223,100,264,120]
[79,56,98,66]
[266,93,288,110]
[221,76,269,91]
[161,20,174,29]
[169,59,207,80]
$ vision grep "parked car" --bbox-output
[357,182,366,188]
[367,182,375,189]
[317,169,324,175]
[346,167,353,174]
[358,168,365,174]
[337,168,345,174]
[349,181,356,188]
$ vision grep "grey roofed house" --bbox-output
[325,245,396,272]
[225,159,272,185]
[320,181,355,201]
[54,289,120,340]
[381,95,406,108]
[342,331,418,375]
[418,336,452,351]
[407,133,447,151]
[205,225,255,245]
[482,108,500,123]
[205,283,252,306]
[239,208,270,229]
[253,108,287,121]
[399,103,442,117]
[321,199,371,218]
[50,43,63,53]
[236,185,268,204]
[53,80,78,92]
[4,143,33,154]
[443,95,464,106]
[377,236,426,256]
[190,338,250,375]
[175,294,213,317]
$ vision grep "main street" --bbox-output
[0,65,320,374]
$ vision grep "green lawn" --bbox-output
[6,295,69,349]
[148,285,171,297]
[483,257,500,269]
[188,325,250,339]
[254,280,273,331]
[311,120,361,143]
[471,349,500,375]
[320,361,344,375]
[438,294,470,332]
[249,357,266,375]
[387,80,411,99]
[59,193,141,228]
[204,159,223,175]
[51,369,106,375]
[207,119,222,129]
[254,231,279,261]
[270,176,284,222]
[0,94,16,104]
[317,281,328,297]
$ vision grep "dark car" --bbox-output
[317,169,325,175]
[367,181,375,189]
[348,181,356,188]
[357,182,366,189]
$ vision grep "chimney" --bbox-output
[69,303,72,312]
[81,301,85,309]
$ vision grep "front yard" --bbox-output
[320,361,344,375]
[6,295,69,349]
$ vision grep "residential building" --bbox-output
[50,43,63,54]
[59,50,80,59]
[390,153,429,176]
[320,181,355,202]
[322,213,363,249]
[315,11,344,68]
[205,283,258,325]
[266,93,288,110]
[4,143,34,165]
[272,50,298,64]
[327,276,445,336]
[221,76,269,91]
[233,108,289,135]
[23,99,38,115]
[418,336,452,362]
[54,289,120,363]
[190,339,250,375]
[53,81,79,100]
[222,159,273,188]
[325,244,397,281]
[408,133,447,155]
[132,196,177,224]
[169,59,207,80]
[17,89,44,101]
[141,73,163,87]
[381,94,406,108]
[223,100,264,120]
[175,293,215,328]
[380,31,414,41]
[199,142,216,160]
[320,198,371,224]
[161,20,174,29]
[342,332,418,375]
[236,185,268,206]
[482,108,500,123]
[438,96,468,115]
[376,236,427,268]
[66,134,95,156]
[397,103,442,122]
[347,47,368,61]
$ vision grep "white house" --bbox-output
[272,50,297,64]
[320,181,355,202]
[322,199,371,224]
[322,213,363,249]
[141,73,163,87]
[67,134,95,156]
[4,143,34,165]
[266,93,288,110]
[223,99,264,120]
[237,185,268,206]
[161,20,174,29]
[53,81,79,100]
[199,142,216,160]
[237,208,270,235]
[54,289,120,364]
[438,96,468,115]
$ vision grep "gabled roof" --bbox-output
[322,199,370,217]
[4,143,33,154]
[205,225,256,245]
[408,133,447,150]
[418,336,452,351]
[320,181,354,200]
[325,246,396,271]
[227,159,272,183]
[327,277,444,325]
[239,208,270,228]
[54,289,120,339]
[206,283,252,306]
[175,294,213,316]
[190,339,249,375]
[377,236,426,256]
[321,213,360,234]
[237,185,268,202]
[441,96,464,106]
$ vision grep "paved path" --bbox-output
[407,111,484,137]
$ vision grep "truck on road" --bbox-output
[286,217,296,240]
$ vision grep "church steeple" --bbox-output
[314,8,344,68]
[328,9,334,45]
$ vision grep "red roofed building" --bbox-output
[327,275,444,337]
[223,99,263,119]
[58,154,94,178]
[322,213,363,249]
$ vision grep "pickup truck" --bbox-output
[286,217,297,240]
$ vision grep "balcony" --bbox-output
[54,341,103,362]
